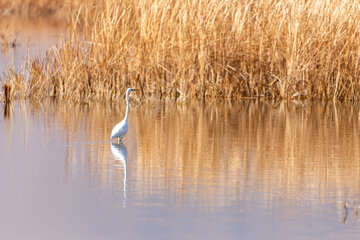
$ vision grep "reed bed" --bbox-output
[2,0,360,103]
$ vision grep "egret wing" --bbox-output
[111,119,128,139]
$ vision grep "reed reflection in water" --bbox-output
[131,102,360,211]
[59,101,360,213]
[2,100,360,239]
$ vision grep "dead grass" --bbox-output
[2,0,360,103]
[0,25,13,52]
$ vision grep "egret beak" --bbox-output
[133,88,140,91]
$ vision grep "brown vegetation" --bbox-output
[2,0,360,103]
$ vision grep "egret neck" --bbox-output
[124,89,131,123]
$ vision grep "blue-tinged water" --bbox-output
[0,101,359,240]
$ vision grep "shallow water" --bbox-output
[1,100,360,239]
[0,17,67,73]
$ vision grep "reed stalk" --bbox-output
[2,0,360,102]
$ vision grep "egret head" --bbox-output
[126,88,139,95]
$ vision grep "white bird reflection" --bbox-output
[110,142,128,208]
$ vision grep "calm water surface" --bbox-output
[0,17,67,73]
[1,100,360,240]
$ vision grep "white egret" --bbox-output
[111,88,137,142]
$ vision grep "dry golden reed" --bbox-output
[2,0,360,103]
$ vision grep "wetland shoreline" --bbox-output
[1,0,360,103]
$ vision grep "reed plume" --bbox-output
[2,0,360,102]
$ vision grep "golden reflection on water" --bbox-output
[132,101,360,210]
[6,100,360,213]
